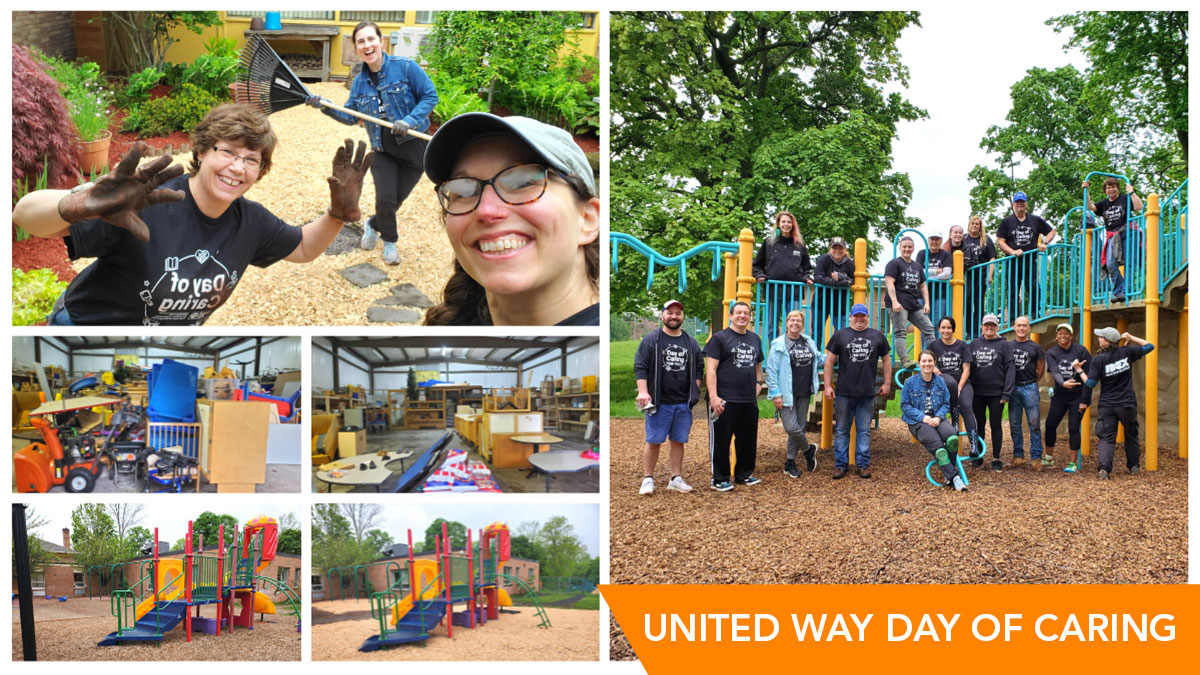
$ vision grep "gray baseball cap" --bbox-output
[981,314,1000,325]
[1095,326,1121,343]
[424,113,596,196]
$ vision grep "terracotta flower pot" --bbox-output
[77,129,112,178]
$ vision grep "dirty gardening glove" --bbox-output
[305,95,322,108]
[327,139,374,222]
[56,141,185,242]
[391,119,411,138]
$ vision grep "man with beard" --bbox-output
[635,300,703,494]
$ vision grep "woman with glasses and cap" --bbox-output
[1071,327,1154,479]
[1043,322,1092,474]
[423,113,600,326]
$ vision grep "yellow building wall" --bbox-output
[163,12,598,80]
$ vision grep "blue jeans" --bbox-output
[1008,382,1043,459]
[1105,229,1127,298]
[833,395,875,469]
[46,295,75,325]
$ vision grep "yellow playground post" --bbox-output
[1145,193,1160,471]
[1180,293,1188,459]
[722,252,737,331]
[844,238,870,465]
[1081,229,1093,457]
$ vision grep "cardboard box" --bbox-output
[337,429,367,458]
[204,378,239,400]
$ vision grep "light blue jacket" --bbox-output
[322,52,438,151]
[900,373,951,425]
[765,332,825,407]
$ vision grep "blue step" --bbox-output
[395,599,446,630]
[98,600,187,646]
[359,627,430,652]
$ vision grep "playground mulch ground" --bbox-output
[311,598,598,661]
[12,597,301,661]
[65,81,453,326]
[607,415,1189,659]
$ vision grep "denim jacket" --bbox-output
[322,53,438,151]
[765,332,824,408]
[900,373,951,425]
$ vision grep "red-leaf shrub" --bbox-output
[12,45,80,201]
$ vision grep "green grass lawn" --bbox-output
[512,591,599,610]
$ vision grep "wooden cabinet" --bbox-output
[555,392,598,434]
[405,400,445,430]
[480,412,543,466]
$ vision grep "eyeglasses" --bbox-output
[436,163,561,215]
[211,145,263,172]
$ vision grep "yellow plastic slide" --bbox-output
[253,591,276,614]
[391,560,441,625]
[496,588,513,607]
[134,559,186,621]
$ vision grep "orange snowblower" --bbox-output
[13,396,122,493]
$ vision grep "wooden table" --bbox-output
[527,451,600,493]
[244,24,340,81]
[314,450,413,492]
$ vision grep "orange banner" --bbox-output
[602,584,1200,672]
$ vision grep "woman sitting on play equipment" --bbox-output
[422,113,600,326]
[900,350,967,491]
[13,104,372,326]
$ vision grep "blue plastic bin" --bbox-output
[146,359,198,423]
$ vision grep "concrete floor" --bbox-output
[313,428,599,494]
[12,436,301,494]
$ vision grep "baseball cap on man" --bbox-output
[1013,191,1028,202]
[424,113,596,196]
[662,299,683,312]
[849,303,869,316]
[981,314,1000,325]
[1095,326,1121,343]
[1055,323,1074,334]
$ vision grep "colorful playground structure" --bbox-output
[612,177,1187,469]
[97,515,300,647]
[358,521,550,651]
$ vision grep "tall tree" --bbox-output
[611,11,925,317]
[278,512,300,531]
[70,504,120,570]
[423,518,468,551]
[13,506,52,574]
[278,528,302,556]
[190,512,240,551]
[311,504,369,571]
[1049,11,1188,165]
[123,526,154,559]
[340,504,383,543]
[363,529,394,559]
[106,503,145,545]
[535,515,587,579]
[509,534,541,562]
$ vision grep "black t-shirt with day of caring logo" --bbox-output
[968,336,1014,397]
[1010,339,1045,386]
[704,328,764,403]
[825,327,890,398]
[657,333,695,405]
[884,257,925,311]
[1046,343,1091,403]
[997,214,1054,252]
[1093,195,1134,233]
[1087,345,1145,408]
[63,175,302,325]
[927,339,972,381]
[786,336,815,400]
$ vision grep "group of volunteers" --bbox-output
[14,20,599,327]
[635,188,1154,494]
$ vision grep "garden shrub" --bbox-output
[36,49,105,100]
[12,45,79,201]
[496,55,600,135]
[117,66,164,109]
[430,71,489,124]
[180,37,241,99]
[127,82,219,138]
[13,267,68,326]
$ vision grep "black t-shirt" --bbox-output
[884,257,924,310]
[997,214,1054,252]
[927,339,972,381]
[1010,339,1045,386]
[958,234,996,270]
[917,248,952,275]
[704,328,764,403]
[787,336,816,400]
[1046,343,1091,401]
[1088,345,1145,408]
[825,327,890,397]
[555,303,600,326]
[657,332,694,405]
[63,175,302,325]
[1093,195,1133,233]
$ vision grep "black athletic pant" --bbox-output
[964,268,987,335]
[973,393,1005,459]
[1044,394,1084,451]
[1006,253,1039,323]
[370,139,427,243]
[1095,404,1140,472]
[711,401,759,484]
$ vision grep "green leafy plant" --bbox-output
[12,160,50,242]
[117,66,163,108]
[429,71,488,124]
[181,37,242,99]
[66,82,113,142]
[36,50,104,99]
[13,267,68,326]
[125,82,219,137]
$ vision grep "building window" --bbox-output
[227,11,335,21]
[503,566,512,578]
[414,11,440,25]
[294,568,301,588]
[577,13,597,29]
[342,11,407,23]
[31,571,45,594]
[277,567,288,583]
[311,574,325,591]
[74,572,85,590]
[528,569,535,581]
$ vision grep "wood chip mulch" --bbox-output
[607,415,1189,660]
[70,82,454,326]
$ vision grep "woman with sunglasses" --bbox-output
[423,113,600,325]
[13,104,372,325]
[308,20,438,266]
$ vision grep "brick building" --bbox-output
[315,551,539,602]
[11,12,78,61]
[118,549,304,597]
[12,528,83,598]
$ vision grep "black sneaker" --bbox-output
[784,460,801,478]
[804,444,818,473]
[737,475,763,486]
[972,458,984,468]
[711,480,734,492]
[990,459,1003,471]
[832,467,848,480]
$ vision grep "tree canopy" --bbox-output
[424,518,468,551]
[611,11,925,317]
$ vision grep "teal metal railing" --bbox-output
[1160,178,1188,295]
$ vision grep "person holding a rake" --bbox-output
[307,20,438,267]
[13,103,373,326]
